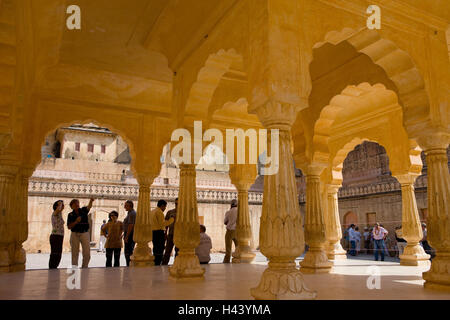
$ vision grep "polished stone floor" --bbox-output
[1,256,449,300]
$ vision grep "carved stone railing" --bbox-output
[28,180,263,204]
[298,174,427,203]
[167,177,235,190]
[32,169,124,183]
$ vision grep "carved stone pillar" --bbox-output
[395,174,430,266]
[300,165,333,273]
[169,164,205,279]
[229,164,257,264]
[325,185,347,260]
[250,102,316,300]
[10,167,33,272]
[419,133,450,290]
[131,174,157,267]
[0,164,17,273]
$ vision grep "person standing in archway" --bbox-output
[150,200,174,266]
[67,198,94,268]
[223,199,238,263]
[372,222,388,261]
[102,211,123,267]
[123,200,136,267]
[348,224,357,256]
[98,220,107,253]
[49,200,65,269]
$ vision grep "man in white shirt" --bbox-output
[196,225,212,264]
[372,222,388,261]
[223,199,238,263]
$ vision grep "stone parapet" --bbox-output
[28,179,263,204]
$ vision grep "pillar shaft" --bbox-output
[169,164,205,279]
[300,167,332,273]
[325,185,347,260]
[9,167,32,272]
[396,175,430,266]
[250,120,315,299]
[422,148,450,290]
[131,174,156,267]
[0,165,17,273]
[229,164,257,264]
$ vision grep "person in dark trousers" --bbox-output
[102,211,123,267]
[49,200,65,269]
[223,199,238,263]
[67,198,94,268]
[162,198,179,265]
[150,200,174,265]
[372,222,388,261]
[123,200,136,266]
[421,222,435,260]
[395,226,407,257]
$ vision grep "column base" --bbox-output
[327,242,347,260]
[423,253,450,291]
[0,244,10,273]
[251,260,316,300]
[9,263,25,272]
[130,242,155,267]
[232,245,256,264]
[300,247,333,273]
[169,250,205,279]
[8,244,26,272]
[400,243,430,266]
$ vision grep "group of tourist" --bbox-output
[345,223,389,260]
[48,197,214,269]
[345,222,435,261]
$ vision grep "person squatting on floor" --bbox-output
[102,211,123,267]
[123,200,136,266]
[195,224,212,264]
[49,200,65,269]
[150,200,174,265]
[223,199,238,263]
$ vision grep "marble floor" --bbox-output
[1,257,449,300]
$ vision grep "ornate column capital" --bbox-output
[326,184,341,195]
[395,173,419,186]
[249,99,301,130]
[417,131,449,152]
[306,163,327,177]
[0,164,19,177]
[0,133,12,154]
[136,171,159,187]
[229,164,257,190]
